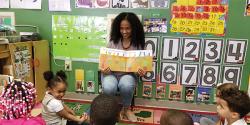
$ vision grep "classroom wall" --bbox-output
[1,0,250,92]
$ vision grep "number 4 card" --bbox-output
[224,39,248,64]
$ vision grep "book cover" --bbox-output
[169,84,182,101]
[185,86,196,102]
[144,18,167,33]
[155,83,166,99]
[99,47,153,72]
[75,69,84,92]
[142,82,152,98]
[87,81,95,93]
[197,87,211,103]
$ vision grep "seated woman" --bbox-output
[101,12,146,122]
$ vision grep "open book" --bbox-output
[99,47,153,72]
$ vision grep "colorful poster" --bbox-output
[111,0,129,8]
[150,0,169,8]
[185,86,195,102]
[99,47,153,72]
[131,0,149,8]
[142,82,153,98]
[155,84,166,99]
[197,87,211,103]
[52,15,107,62]
[0,12,15,26]
[0,0,9,8]
[170,0,228,36]
[169,84,182,101]
[10,0,41,9]
[76,0,93,8]
[75,69,84,92]
[144,18,167,33]
[245,0,250,16]
[95,0,109,8]
[49,0,71,11]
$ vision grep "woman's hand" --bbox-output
[137,68,146,77]
[101,67,111,75]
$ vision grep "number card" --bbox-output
[224,39,248,64]
[145,37,159,59]
[201,65,220,87]
[181,64,199,86]
[222,66,242,87]
[203,39,223,63]
[160,62,178,84]
[142,61,157,82]
[161,37,180,61]
[182,38,201,62]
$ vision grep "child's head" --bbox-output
[0,81,36,119]
[160,109,193,125]
[90,94,120,125]
[216,83,238,102]
[43,70,67,100]
[216,88,250,119]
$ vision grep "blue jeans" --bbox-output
[102,74,136,107]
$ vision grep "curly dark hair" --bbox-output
[218,89,250,118]
[90,94,120,125]
[160,109,193,125]
[43,70,67,89]
[110,12,145,49]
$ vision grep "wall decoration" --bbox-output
[142,82,153,98]
[111,0,129,8]
[10,0,41,9]
[49,0,71,11]
[131,0,149,8]
[142,61,157,82]
[0,0,9,8]
[0,12,15,26]
[144,18,167,33]
[145,37,159,59]
[222,66,242,87]
[161,37,180,60]
[203,39,223,63]
[76,0,93,8]
[185,86,195,102]
[170,0,228,36]
[197,87,211,103]
[201,65,220,87]
[245,0,250,16]
[149,0,169,8]
[169,84,182,101]
[155,83,166,99]
[181,38,201,62]
[95,0,109,8]
[160,62,178,84]
[180,64,199,86]
[224,39,248,64]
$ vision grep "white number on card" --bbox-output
[160,62,178,84]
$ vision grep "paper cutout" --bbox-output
[144,18,167,33]
[99,47,153,72]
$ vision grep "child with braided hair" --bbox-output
[0,81,46,125]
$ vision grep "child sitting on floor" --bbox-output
[90,94,120,125]
[0,81,46,125]
[42,70,87,125]
[160,109,193,125]
[216,84,250,125]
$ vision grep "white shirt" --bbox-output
[224,118,247,125]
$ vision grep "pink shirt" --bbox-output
[0,117,46,125]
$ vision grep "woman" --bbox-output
[101,12,146,122]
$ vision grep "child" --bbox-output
[0,81,46,125]
[90,94,120,125]
[160,109,193,125]
[200,83,239,125]
[42,70,87,125]
[216,85,250,125]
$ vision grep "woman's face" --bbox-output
[120,19,132,39]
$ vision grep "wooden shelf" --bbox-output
[0,50,10,59]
